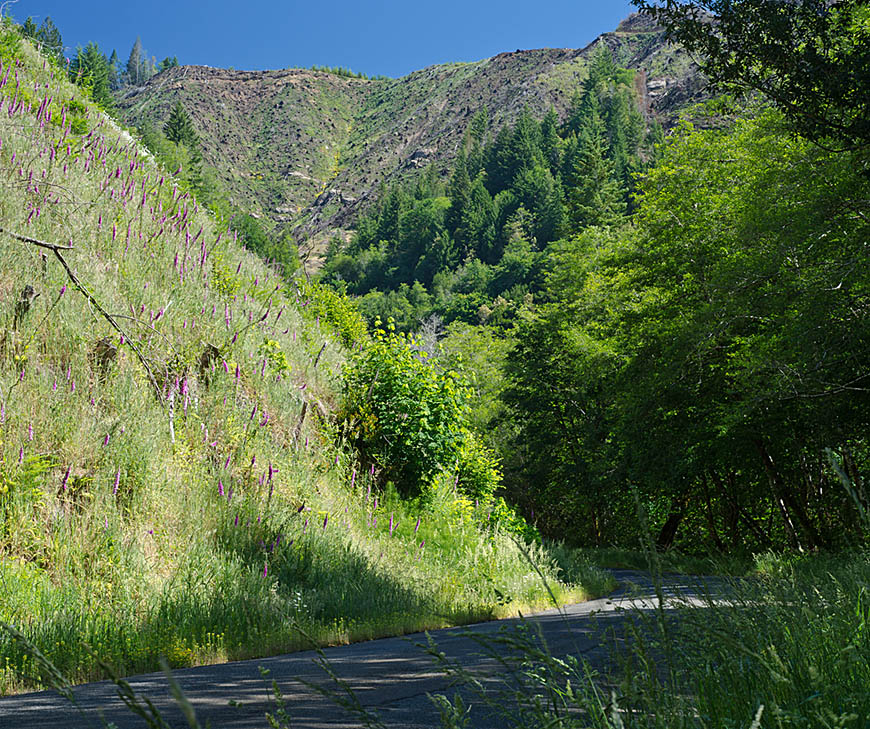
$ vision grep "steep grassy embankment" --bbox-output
[0,23,608,694]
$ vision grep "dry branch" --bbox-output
[2,227,165,406]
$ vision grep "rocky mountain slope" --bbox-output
[117,13,704,257]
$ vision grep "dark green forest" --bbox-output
[321,47,661,331]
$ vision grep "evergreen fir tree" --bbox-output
[565,92,625,230]
[467,108,489,176]
[70,43,113,109]
[504,111,543,184]
[108,50,121,91]
[540,108,562,176]
[38,18,63,59]
[445,151,471,236]
[126,37,143,85]
[22,17,38,39]
[563,89,586,137]
[458,174,496,262]
[376,186,405,245]
[163,101,198,147]
[586,44,617,89]
[485,124,514,194]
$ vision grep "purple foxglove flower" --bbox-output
[113,468,121,495]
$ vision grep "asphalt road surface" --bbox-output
[0,570,719,729]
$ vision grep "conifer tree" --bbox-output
[163,101,198,147]
[163,101,201,184]
[540,109,562,176]
[108,49,121,90]
[375,187,405,245]
[22,17,38,39]
[446,151,471,236]
[467,108,489,176]
[565,92,625,230]
[458,174,496,262]
[587,44,617,88]
[485,124,514,194]
[37,18,63,61]
[70,43,113,109]
[126,37,143,85]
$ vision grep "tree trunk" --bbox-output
[702,474,726,552]
[755,439,826,550]
[656,498,686,551]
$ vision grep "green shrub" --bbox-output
[298,278,367,348]
[342,319,496,498]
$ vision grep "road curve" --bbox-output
[0,570,717,729]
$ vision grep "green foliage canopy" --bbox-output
[505,109,870,550]
[341,320,500,499]
[632,0,870,150]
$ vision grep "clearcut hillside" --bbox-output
[116,13,704,257]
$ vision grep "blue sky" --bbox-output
[11,1,638,78]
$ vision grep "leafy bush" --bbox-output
[341,320,500,499]
[298,278,367,348]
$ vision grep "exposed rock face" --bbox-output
[117,15,704,248]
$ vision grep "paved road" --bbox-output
[0,571,720,729]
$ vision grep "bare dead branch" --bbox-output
[0,227,75,250]
[5,228,166,407]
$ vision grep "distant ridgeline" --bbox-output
[320,49,662,331]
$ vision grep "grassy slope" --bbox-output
[0,24,611,695]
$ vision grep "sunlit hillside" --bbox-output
[0,21,607,693]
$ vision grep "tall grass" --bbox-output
[426,551,870,728]
[0,21,609,695]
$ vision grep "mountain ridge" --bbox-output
[117,13,705,261]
